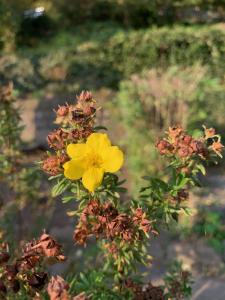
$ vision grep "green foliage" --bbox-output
[2,24,225,93]
[0,83,42,247]
[105,25,225,78]
[115,65,225,186]
[53,0,225,28]
[193,209,225,254]
[69,270,131,300]
[1,0,225,51]
[164,261,192,300]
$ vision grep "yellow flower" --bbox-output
[63,133,124,192]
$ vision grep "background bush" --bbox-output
[115,64,225,186]
[2,24,225,93]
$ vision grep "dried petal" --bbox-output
[47,276,70,300]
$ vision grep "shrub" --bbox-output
[2,24,225,93]
[39,91,222,299]
[105,25,225,78]
[0,82,41,243]
[115,65,225,186]
[53,0,225,28]
[0,89,223,299]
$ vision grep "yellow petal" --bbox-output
[82,167,104,192]
[63,160,84,180]
[86,133,111,152]
[101,146,124,173]
[67,143,87,159]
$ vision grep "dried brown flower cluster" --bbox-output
[125,279,165,300]
[156,126,208,159]
[73,200,154,246]
[47,276,88,300]
[0,233,65,297]
[42,91,97,176]
[156,125,224,162]
[47,276,70,300]
[42,154,68,176]
[55,91,96,127]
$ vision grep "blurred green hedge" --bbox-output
[4,24,225,91]
[1,0,225,51]
[103,25,225,78]
[52,0,225,27]
[115,64,225,187]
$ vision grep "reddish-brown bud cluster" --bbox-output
[203,126,216,140]
[43,91,97,179]
[73,200,154,246]
[55,91,96,128]
[47,275,70,300]
[47,276,88,300]
[156,139,174,155]
[42,154,68,176]
[22,233,66,263]
[133,208,157,234]
[156,126,208,159]
[125,279,165,300]
[57,104,70,117]
[55,104,71,125]
[47,128,70,150]
[76,90,96,115]
[210,140,224,157]
[0,233,65,297]
[47,127,93,151]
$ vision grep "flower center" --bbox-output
[87,152,103,168]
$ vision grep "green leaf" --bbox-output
[93,126,108,131]
[52,178,71,197]
[196,164,206,175]
[62,195,75,203]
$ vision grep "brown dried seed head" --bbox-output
[156,139,174,155]
[56,105,69,117]
[47,129,69,150]
[47,275,70,300]
[77,91,93,103]
[211,141,224,155]
[42,155,68,176]
[168,126,183,140]
[203,126,216,139]
[73,226,89,245]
